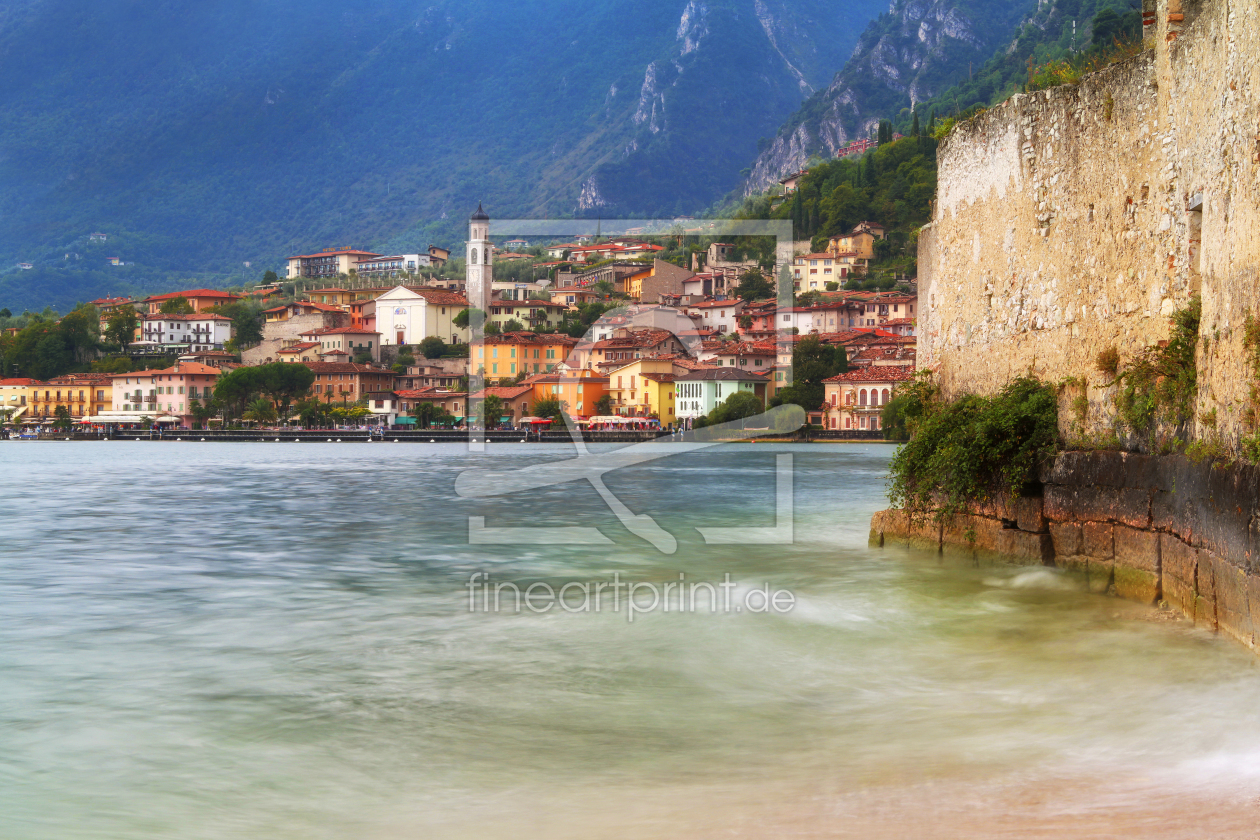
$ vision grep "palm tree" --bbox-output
[243,397,278,426]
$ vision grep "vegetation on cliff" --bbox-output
[729,133,937,287]
[885,375,1059,525]
[1114,296,1201,450]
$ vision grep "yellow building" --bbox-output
[303,288,358,306]
[23,373,113,425]
[0,377,37,425]
[605,358,678,425]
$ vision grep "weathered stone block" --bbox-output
[1043,485,1150,528]
[870,509,941,552]
[1042,450,1126,487]
[942,514,1004,554]
[1049,521,1082,557]
[1113,526,1160,574]
[1087,558,1114,594]
[1194,549,1217,631]
[1015,496,1047,533]
[995,529,1055,565]
[1113,565,1160,605]
[1211,555,1253,648]
[1082,521,1114,560]
[1159,533,1197,617]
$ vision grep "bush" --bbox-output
[1095,345,1119,376]
[1115,296,1200,443]
[888,375,1059,525]
[419,336,446,359]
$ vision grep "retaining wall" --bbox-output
[870,450,1260,648]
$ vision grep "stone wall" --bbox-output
[919,0,1260,443]
[242,312,348,366]
[870,450,1260,650]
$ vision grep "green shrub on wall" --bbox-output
[887,376,1059,526]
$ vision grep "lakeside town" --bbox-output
[1,207,917,439]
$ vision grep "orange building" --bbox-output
[529,368,609,419]
[473,332,579,378]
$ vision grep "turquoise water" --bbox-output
[2,442,1259,838]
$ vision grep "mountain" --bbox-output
[0,0,885,312]
[743,0,1034,194]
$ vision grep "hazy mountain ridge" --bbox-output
[0,0,883,311]
[743,0,1035,195]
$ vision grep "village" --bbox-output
[0,207,917,439]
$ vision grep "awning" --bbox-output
[395,417,417,425]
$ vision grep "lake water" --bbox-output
[3,441,1260,838]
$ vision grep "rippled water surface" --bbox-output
[3,441,1260,838]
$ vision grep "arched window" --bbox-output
[859,389,867,406]
[470,249,478,265]
[881,388,890,405]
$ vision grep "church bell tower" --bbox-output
[467,203,492,314]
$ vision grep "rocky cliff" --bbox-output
[919,0,1260,445]
[744,0,1034,195]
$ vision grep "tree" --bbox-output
[188,397,220,429]
[824,281,839,291]
[772,335,848,410]
[706,390,764,428]
[210,301,263,347]
[592,280,615,299]
[353,350,373,365]
[52,404,73,432]
[483,321,501,336]
[214,365,263,420]
[158,296,195,315]
[453,308,485,329]
[412,401,439,428]
[295,396,325,428]
[795,290,823,307]
[531,397,563,421]
[419,336,446,359]
[735,270,774,302]
[104,305,140,349]
[257,361,315,425]
[0,309,10,318]
[593,394,613,416]
[262,270,279,284]
[243,397,278,425]
[480,394,504,428]
[503,318,525,333]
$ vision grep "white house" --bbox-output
[354,254,430,277]
[139,313,234,351]
[684,299,744,335]
[775,304,848,334]
[673,368,767,423]
[374,285,470,347]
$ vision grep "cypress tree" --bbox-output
[911,110,920,138]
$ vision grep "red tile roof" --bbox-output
[299,326,382,336]
[823,366,915,383]
[142,313,233,322]
[143,289,242,302]
[299,362,395,374]
[468,385,534,400]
